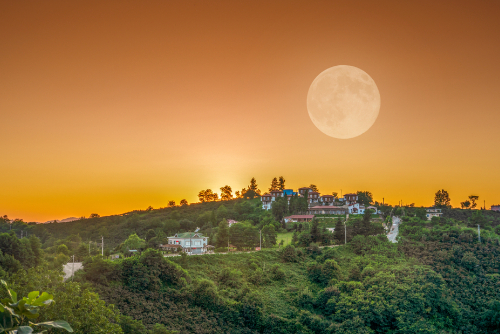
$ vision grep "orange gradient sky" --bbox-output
[1,0,500,222]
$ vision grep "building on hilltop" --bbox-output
[319,194,336,205]
[344,193,358,204]
[307,206,347,215]
[167,232,209,255]
[262,187,365,213]
[491,205,500,212]
[425,208,443,220]
[283,215,314,223]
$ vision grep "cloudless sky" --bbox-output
[1,0,500,222]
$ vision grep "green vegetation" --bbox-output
[2,187,500,333]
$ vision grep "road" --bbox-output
[387,216,401,243]
[62,262,83,280]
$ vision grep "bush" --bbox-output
[280,245,297,263]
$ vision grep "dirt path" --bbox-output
[387,216,401,243]
[62,262,83,280]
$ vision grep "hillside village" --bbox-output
[261,187,379,223]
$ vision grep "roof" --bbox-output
[321,195,334,197]
[170,232,205,238]
[344,193,357,196]
[310,206,346,209]
[160,244,182,249]
[298,187,312,190]
[284,215,315,219]
[270,190,283,193]
[283,189,297,196]
[261,193,271,197]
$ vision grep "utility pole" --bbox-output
[71,255,75,281]
[344,216,347,245]
[478,225,481,242]
[101,236,104,256]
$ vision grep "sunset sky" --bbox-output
[2,0,500,222]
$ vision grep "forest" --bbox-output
[2,193,500,333]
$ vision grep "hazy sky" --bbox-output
[2,0,500,222]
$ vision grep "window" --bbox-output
[185,241,191,246]
[195,241,201,246]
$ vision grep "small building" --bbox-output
[284,215,315,223]
[261,193,272,210]
[344,193,358,204]
[298,187,313,196]
[307,206,347,215]
[167,232,209,255]
[319,195,335,205]
[227,219,238,227]
[282,189,297,196]
[425,208,443,220]
[308,191,320,205]
[491,205,500,212]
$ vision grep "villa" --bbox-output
[167,232,210,255]
[425,208,443,220]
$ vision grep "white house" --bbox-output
[167,232,209,255]
[425,208,442,220]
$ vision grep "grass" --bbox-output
[276,232,294,247]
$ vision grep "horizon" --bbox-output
[2,0,500,222]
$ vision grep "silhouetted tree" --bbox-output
[357,191,373,206]
[269,177,279,192]
[220,185,233,201]
[434,189,451,208]
[278,176,286,190]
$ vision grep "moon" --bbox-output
[307,65,380,139]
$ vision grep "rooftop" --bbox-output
[284,215,315,219]
[170,232,205,238]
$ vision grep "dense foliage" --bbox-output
[3,196,500,333]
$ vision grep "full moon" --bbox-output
[307,65,380,139]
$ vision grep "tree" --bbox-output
[215,219,229,248]
[461,200,471,209]
[434,189,451,208]
[309,184,319,192]
[248,177,261,195]
[216,205,228,221]
[272,197,288,225]
[229,221,259,250]
[310,219,321,243]
[261,224,277,248]
[269,177,279,192]
[278,176,286,190]
[168,200,176,207]
[332,192,338,198]
[0,280,73,333]
[89,213,100,218]
[121,233,146,252]
[468,195,479,209]
[333,218,345,244]
[180,199,188,206]
[357,191,373,206]
[198,189,218,202]
[220,185,233,201]
[235,191,241,198]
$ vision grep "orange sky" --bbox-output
[1,0,500,222]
